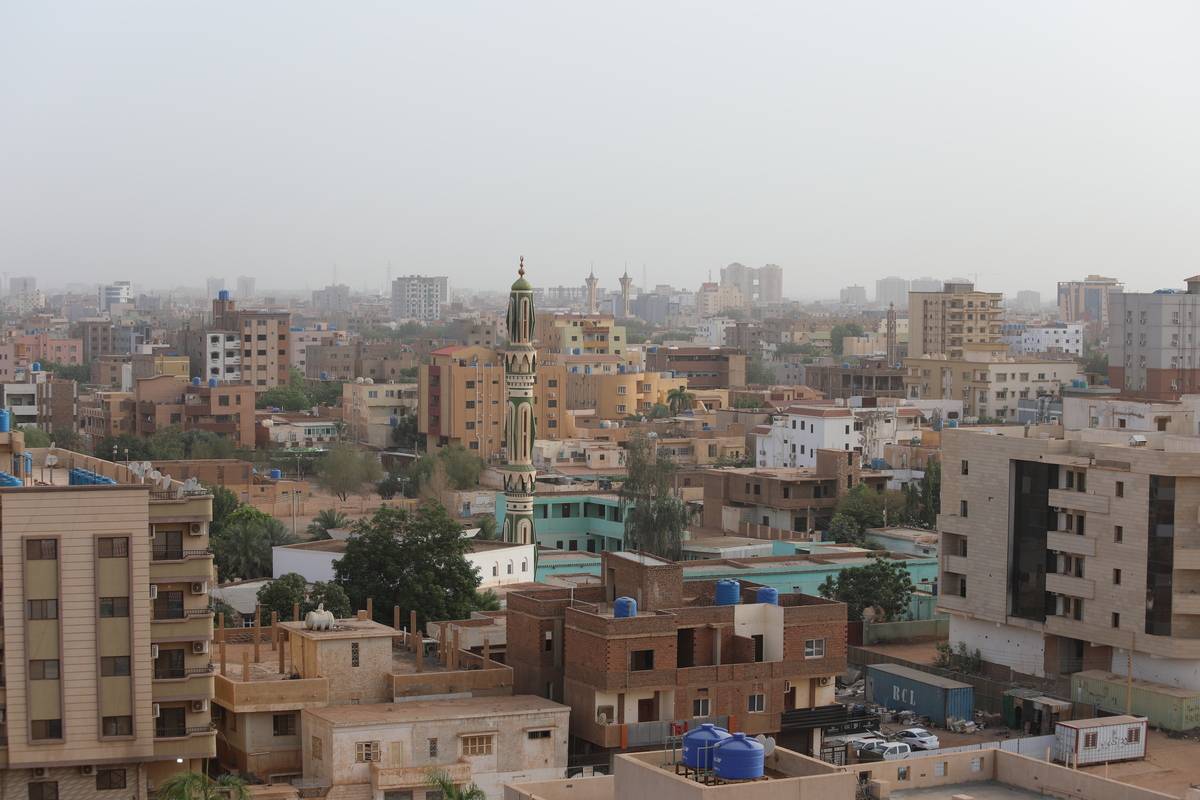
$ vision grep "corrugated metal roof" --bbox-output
[867,663,972,690]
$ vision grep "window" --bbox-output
[272,713,297,736]
[1116,481,1124,498]
[102,715,132,736]
[897,766,910,781]
[630,650,654,671]
[1127,727,1141,743]
[462,734,494,756]
[100,596,130,618]
[1083,732,1098,748]
[934,761,948,777]
[961,460,968,475]
[31,718,62,740]
[1112,612,1121,628]
[98,537,129,558]
[96,769,127,790]
[528,729,552,740]
[959,500,968,518]
[429,737,439,757]
[311,736,323,760]
[30,660,60,680]
[28,782,58,800]
[355,740,381,762]
[543,631,553,652]
[25,539,57,560]
[1114,568,1122,585]
[1114,525,1124,543]
[101,656,131,676]
[692,696,710,717]
[969,757,982,773]
[747,693,765,712]
[804,639,825,658]
[351,642,360,667]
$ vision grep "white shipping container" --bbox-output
[1052,716,1147,766]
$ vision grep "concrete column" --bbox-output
[394,605,401,631]
[220,640,227,676]
[253,604,261,663]
[242,651,251,682]
[270,611,279,652]
[293,602,301,622]
[483,637,491,664]
[366,597,374,620]
[217,613,225,640]
[278,631,286,674]
[410,611,419,652]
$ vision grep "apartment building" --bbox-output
[98,280,134,311]
[392,275,449,321]
[288,323,348,376]
[342,381,418,448]
[1058,275,1122,332]
[305,339,418,382]
[507,550,847,756]
[904,343,1082,421]
[702,450,887,534]
[73,318,118,364]
[205,331,242,382]
[695,282,746,317]
[133,374,257,448]
[563,370,686,418]
[211,291,291,390]
[754,405,923,469]
[79,390,136,446]
[537,313,627,357]
[10,333,83,367]
[1108,276,1200,399]
[261,413,341,448]
[0,367,77,433]
[908,281,1003,358]
[0,441,215,797]
[875,276,910,309]
[802,360,906,400]
[938,425,1200,725]
[310,283,351,313]
[720,262,783,304]
[643,346,747,390]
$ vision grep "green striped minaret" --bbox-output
[502,257,538,552]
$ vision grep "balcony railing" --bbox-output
[151,547,212,562]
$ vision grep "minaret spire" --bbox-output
[502,257,538,556]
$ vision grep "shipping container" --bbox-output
[1071,669,1200,732]
[1052,716,1147,766]
[865,663,974,727]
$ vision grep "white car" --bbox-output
[842,733,886,753]
[857,741,912,761]
[894,727,940,751]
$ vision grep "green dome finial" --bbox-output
[511,255,532,290]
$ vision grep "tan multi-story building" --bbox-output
[10,334,83,367]
[1058,274,1122,333]
[79,390,136,446]
[288,323,348,377]
[537,313,627,357]
[908,281,1003,358]
[72,318,117,364]
[696,282,747,318]
[1108,276,1200,399]
[304,339,419,382]
[563,370,687,418]
[0,440,215,797]
[133,375,257,448]
[211,292,291,391]
[904,343,1082,421]
[939,424,1200,727]
[643,346,747,390]
[342,381,418,448]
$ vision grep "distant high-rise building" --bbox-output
[1014,290,1042,313]
[839,285,867,305]
[211,292,291,390]
[311,283,351,313]
[908,281,1003,358]
[875,276,910,308]
[1058,275,1122,330]
[1108,276,1200,398]
[909,277,942,293]
[205,276,226,299]
[98,281,133,311]
[391,275,448,321]
[236,275,256,299]
[9,276,36,296]
[720,262,783,304]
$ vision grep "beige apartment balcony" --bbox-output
[1046,531,1096,557]
[1176,548,1200,570]
[1046,573,1095,601]
[943,555,969,575]
[1174,592,1200,616]
[1047,489,1109,515]
[373,761,471,792]
[150,549,214,582]
[153,670,215,703]
[151,609,214,641]
[153,727,217,760]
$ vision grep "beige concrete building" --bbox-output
[537,313,628,357]
[0,441,215,798]
[939,425,1200,711]
[211,292,291,391]
[563,370,687,418]
[342,381,418,449]
[908,281,1003,358]
[904,343,1082,421]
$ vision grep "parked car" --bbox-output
[845,734,887,753]
[895,727,940,750]
[857,741,912,761]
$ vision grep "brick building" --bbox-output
[506,551,847,756]
[643,346,747,390]
[132,374,257,448]
[803,360,906,400]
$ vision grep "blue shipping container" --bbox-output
[866,663,974,727]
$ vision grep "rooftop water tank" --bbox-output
[269,469,283,480]
[192,377,201,386]
[208,378,218,388]
[31,361,41,372]
[714,579,741,606]
[218,289,230,300]
[613,596,637,618]
[682,723,730,770]
[756,587,779,606]
[0,410,10,433]
[713,733,765,781]
[320,371,329,381]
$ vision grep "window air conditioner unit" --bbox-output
[192,640,209,655]
[79,765,95,776]
[151,644,159,659]
[149,585,158,600]
[33,768,48,778]
[153,703,161,718]
[190,699,208,713]
[188,522,203,536]
[190,581,207,595]
[817,676,832,687]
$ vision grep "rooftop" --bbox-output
[305,694,567,726]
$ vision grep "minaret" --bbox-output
[502,257,538,551]
[886,302,898,365]
[619,270,633,319]
[585,269,599,315]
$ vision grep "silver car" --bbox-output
[895,727,940,750]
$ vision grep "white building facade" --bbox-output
[754,405,924,469]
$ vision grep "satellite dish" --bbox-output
[45,454,58,467]
[158,475,172,490]
[149,470,162,482]
[182,477,201,492]
[755,735,776,757]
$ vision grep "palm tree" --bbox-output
[426,770,486,800]
[156,772,249,800]
[307,508,349,540]
[666,386,695,414]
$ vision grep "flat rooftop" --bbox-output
[306,694,566,726]
[892,784,1046,800]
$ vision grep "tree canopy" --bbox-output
[18,426,50,447]
[818,556,915,621]
[307,508,350,539]
[94,427,236,462]
[619,435,691,560]
[255,572,352,621]
[315,444,384,500]
[830,323,866,355]
[334,503,488,627]
[39,360,91,383]
[258,368,344,411]
[408,444,484,494]
[211,505,297,581]
[744,358,775,386]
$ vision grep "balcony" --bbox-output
[1046,573,1095,601]
[943,555,969,575]
[1174,593,1200,616]
[372,761,471,792]
[213,672,330,713]
[1048,489,1109,515]
[1176,549,1200,570]
[1046,531,1096,557]
[153,671,215,702]
[153,727,216,760]
[151,611,214,641]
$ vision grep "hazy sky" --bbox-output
[4,2,1200,300]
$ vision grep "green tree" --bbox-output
[18,426,51,447]
[473,589,501,612]
[315,444,384,501]
[666,386,696,414]
[257,572,309,621]
[744,358,775,386]
[377,472,406,499]
[1082,343,1108,376]
[334,503,483,627]
[95,433,153,461]
[155,772,249,800]
[619,435,691,560]
[903,460,941,529]
[818,556,915,621]
[308,581,353,618]
[409,444,483,491]
[828,512,865,546]
[425,770,486,800]
[39,360,91,383]
[830,323,866,355]
[645,403,672,420]
[209,485,241,536]
[391,413,419,449]
[834,483,885,532]
[257,385,310,411]
[212,506,297,581]
[475,515,498,540]
[50,427,84,451]
[211,598,239,627]
[307,508,350,539]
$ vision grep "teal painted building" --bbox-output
[496,492,626,554]
[679,554,939,598]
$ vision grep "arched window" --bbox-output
[521,559,528,572]
[506,560,514,575]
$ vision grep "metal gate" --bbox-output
[820,743,848,766]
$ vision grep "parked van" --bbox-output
[857,741,912,761]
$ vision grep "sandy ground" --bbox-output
[1078,729,1200,799]
[856,640,944,665]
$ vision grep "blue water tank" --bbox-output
[682,723,730,769]
[320,371,329,381]
[613,596,637,618]
[208,377,218,388]
[0,410,10,433]
[218,289,230,300]
[756,587,779,605]
[713,733,764,781]
[192,377,201,386]
[0,471,21,487]
[714,579,741,606]
[269,469,283,480]
[31,361,41,372]
[946,419,958,428]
